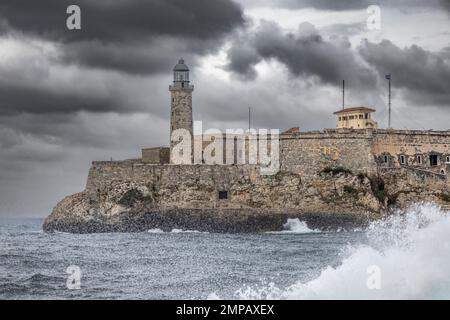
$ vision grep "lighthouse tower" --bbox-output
[169,58,194,163]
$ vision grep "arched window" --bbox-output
[400,155,406,165]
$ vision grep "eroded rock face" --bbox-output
[43,161,449,234]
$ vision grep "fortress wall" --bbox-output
[280,130,377,177]
[85,161,266,208]
[372,130,450,168]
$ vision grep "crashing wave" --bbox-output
[239,203,450,299]
[267,218,319,234]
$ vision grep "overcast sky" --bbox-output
[0,0,449,217]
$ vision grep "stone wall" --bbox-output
[280,129,377,177]
[84,160,383,215]
[372,130,450,171]
[142,147,170,164]
[278,129,449,178]
[86,161,261,209]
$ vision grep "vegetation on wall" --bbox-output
[344,185,358,194]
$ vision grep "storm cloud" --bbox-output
[0,0,244,74]
[360,39,450,105]
[226,21,376,87]
[0,0,245,116]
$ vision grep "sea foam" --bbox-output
[267,218,318,234]
[147,228,208,234]
[239,203,450,299]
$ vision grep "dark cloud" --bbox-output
[0,0,244,74]
[360,39,450,105]
[60,37,224,75]
[0,81,121,116]
[226,21,376,87]
[0,0,244,42]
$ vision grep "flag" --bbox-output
[385,74,391,80]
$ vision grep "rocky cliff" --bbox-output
[43,161,450,233]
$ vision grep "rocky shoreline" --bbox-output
[43,207,371,234]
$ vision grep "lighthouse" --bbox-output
[169,58,194,164]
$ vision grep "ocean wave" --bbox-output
[147,228,208,234]
[147,228,165,233]
[267,218,319,234]
[26,273,64,284]
[238,203,450,299]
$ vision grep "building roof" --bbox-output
[282,127,300,134]
[173,58,189,71]
[333,107,376,115]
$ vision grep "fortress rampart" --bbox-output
[280,129,376,176]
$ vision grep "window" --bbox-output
[218,191,228,200]
[430,154,438,166]
[365,113,369,119]
[383,155,389,163]
[349,115,354,120]
[359,114,364,119]
[400,155,406,165]
[417,155,422,165]
[446,156,450,163]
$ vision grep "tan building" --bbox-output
[334,107,378,129]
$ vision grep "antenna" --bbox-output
[248,107,251,130]
[342,80,345,110]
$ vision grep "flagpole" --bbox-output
[248,107,251,130]
[388,75,391,129]
[342,80,345,110]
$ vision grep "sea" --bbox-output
[1,203,449,300]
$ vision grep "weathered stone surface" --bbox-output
[43,161,448,233]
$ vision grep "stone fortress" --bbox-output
[43,59,450,233]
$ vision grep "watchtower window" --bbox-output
[400,155,406,165]
[218,191,228,200]
[383,155,388,163]
[417,155,422,164]
[446,156,450,163]
[430,154,438,166]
